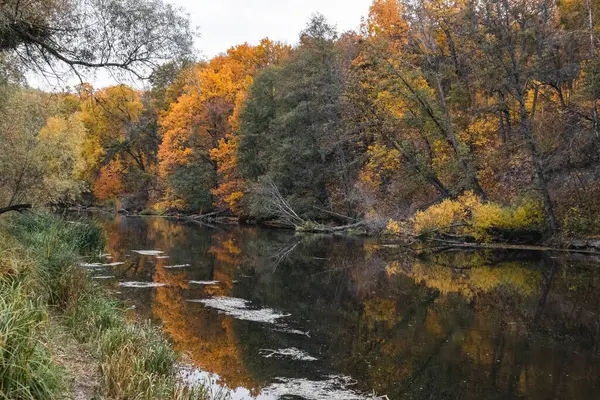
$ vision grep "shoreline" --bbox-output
[0,213,215,399]
[65,205,600,254]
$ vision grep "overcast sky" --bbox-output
[29,0,372,89]
[171,0,372,59]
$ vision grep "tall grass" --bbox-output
[0,213,219,400]
[0,280,66,400]
[7,213,105,308]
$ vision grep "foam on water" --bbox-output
[259,347,317,361]
[132,250,164,256]
[188,280,220,285]
[262,375,384,400]
[188,296,289,324]
[80,262,104,268]
[181,367,383,400]
[119,281,167,288]
[164,264,191,269]
[81,261,124,268]
[273,327,311,337]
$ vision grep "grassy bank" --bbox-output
[0,213,216,399]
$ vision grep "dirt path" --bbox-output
[47,319,100,399]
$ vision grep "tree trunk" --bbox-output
[587,0,600,140]
[519,94,558,232]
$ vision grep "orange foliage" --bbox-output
[79,84,145,200]
[158,39,290,211]
[364,0,408,49]
[93,160,123,201]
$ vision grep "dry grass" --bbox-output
[1,213,220,400]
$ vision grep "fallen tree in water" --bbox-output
[251,177,366,234]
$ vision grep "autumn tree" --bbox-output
[157,40,290,213]
[0,89,86,207]
[80,84,158,208]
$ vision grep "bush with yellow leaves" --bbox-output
[407,192,545,241]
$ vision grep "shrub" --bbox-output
[561,207,600,236]
[139,208,159,216]
[411,192,545,241]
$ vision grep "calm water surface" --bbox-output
[88,215,600,399]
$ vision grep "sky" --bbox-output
[29,0,372,89]
[172,0,372,59]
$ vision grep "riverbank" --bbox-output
[65,204,600,254]
[0,213,215,399]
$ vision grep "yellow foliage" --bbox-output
[359,144,401,190]
[386,219,402,235]
[365,0,408,50]
[413,197,465,233]
[411,191,545,240]
[459,117,498,149]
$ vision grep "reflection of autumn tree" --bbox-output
[362,251,600,399]
[205,235,244,295]
[386,252,542,299]
[97,216,600,400]
[149,226,264,392]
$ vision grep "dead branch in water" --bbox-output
[428,239,600,254]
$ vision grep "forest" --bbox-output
[2,0,600,241]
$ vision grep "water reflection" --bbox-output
[89,215,600,399]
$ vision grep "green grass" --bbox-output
[0,213,219,399]
[0,280,66,400]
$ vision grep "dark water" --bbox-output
[88,215,600,399]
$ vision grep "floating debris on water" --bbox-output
[156,255,170,259]
[80,261,123,268]
[93,275,115,280]
[259,348,318,361]
[187,280,219,285]
[262,375,383,400]
[274,328,311,337]
[80,262,103,268]
[119,281,167,288]
[164,264,191,269]
[188,296,289,324]
[132,250,164,256]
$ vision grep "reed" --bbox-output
[0,213,219,399]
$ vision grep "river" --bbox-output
[85,214,600,399]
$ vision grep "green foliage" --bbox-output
[7,213,105,306]
[167,164,216,212]
[295,220,321,232]
[238,15,360,219]
[0,89,88,208]
[561,207,600,236]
